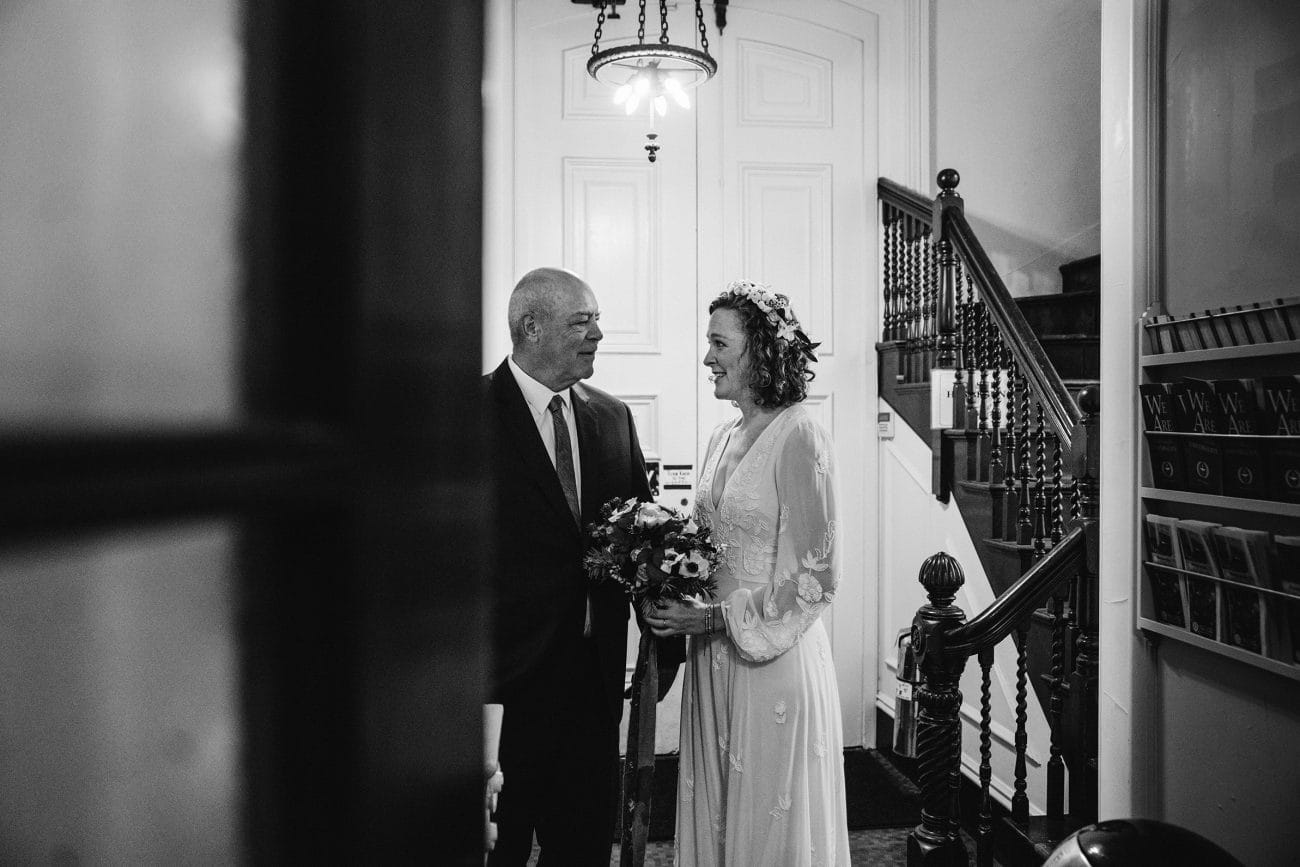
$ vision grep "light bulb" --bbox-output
[664,77,690,109]
[654,96,667,117]
[626,92,641,115]
[614,83,633,105]
[634,73,651,96]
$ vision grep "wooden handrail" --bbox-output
[944,525,1087,658]
[877,173,1083,450]
[878,177,933,223]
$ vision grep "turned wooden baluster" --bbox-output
[883,208,897,340]
[1032,401,1048,559]
[976,647,995,867]
[913,225,926,378]
[987,325,1004,483]
[907,552,969,867]
[891,212,904,343]
[1046,589,1068,819]
[1051,432,1064,544]
[921,228,935,376]
[964,292,979,430]
[914,224,927,381]
[1012,622,1030,825]
[1016,376,1033,545]
[952,260,967,418]
[1001,359,1019,533]
[976,306,990,447]
[901,216,915,376]
[909,219,924,381]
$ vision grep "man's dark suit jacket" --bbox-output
[486,358,668,725]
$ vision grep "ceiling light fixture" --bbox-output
[585,0,717,163]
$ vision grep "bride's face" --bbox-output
[703,308,752,403]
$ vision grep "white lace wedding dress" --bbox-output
[675,404,849,866]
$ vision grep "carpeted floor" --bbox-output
[526,826,990,865]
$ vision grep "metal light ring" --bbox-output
[587,43,717,87]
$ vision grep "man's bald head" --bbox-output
[508,267,603,390]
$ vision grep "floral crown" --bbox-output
[723,280,821,361]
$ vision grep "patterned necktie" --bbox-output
[548,394,581,525]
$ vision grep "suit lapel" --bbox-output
[491,360,580,532]
[572,385,603,521]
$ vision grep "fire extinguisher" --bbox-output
[893,627,921,758]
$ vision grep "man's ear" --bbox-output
[520,313,541,342]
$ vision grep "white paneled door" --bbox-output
[696,0,875,745]
[502,0,878,749]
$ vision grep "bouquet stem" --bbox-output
[619,627,658,867]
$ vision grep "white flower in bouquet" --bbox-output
[633,502,673,531]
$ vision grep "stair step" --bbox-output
[1037,335,1099,379]
[1015,289,1099,337]
[1059,253,1100,294]
[984,538,1035,554]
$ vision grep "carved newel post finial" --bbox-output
[919,550,965,608]
[908,550,970,867]
[937,168,960,192]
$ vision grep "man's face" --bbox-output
[534,281,603,390]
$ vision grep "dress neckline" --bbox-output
[708,405,797,511]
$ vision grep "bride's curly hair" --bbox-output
[709,287,817,409]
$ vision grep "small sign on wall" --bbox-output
[878,411,895,440]
[930,369,958,429]
[662,464,694,509]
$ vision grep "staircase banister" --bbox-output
[944,207,1082,450]
[943,524,1088,658]
[878,177,934,224]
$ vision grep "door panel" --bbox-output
[698,8,872,674]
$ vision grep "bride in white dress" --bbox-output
[645,281,849,866]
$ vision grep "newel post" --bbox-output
[933,169,963,371]
[907,552,970,867]
[1077,385,1100,519]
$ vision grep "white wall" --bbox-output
[1101,2,1300,864]
[932,0,1101,297]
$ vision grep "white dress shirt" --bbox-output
[507,355,583,503]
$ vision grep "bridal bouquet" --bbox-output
[583,496,721,605]
[583,497,721,867]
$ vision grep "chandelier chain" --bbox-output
[637,0,646,44]
[659,0,670,45]
[694,0,710,54]
[591,1,607,55]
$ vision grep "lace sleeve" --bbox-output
[724,417,839,662]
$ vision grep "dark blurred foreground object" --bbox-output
[1044,819,1243,867]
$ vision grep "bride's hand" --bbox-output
[644,597,710,638]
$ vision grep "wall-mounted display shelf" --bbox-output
[1141,488,1300,519]
[1140,338,1300,367]
[1137,309,1300,681]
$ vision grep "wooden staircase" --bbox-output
[876,172,1101,867]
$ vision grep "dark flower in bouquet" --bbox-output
[583,496,721,605]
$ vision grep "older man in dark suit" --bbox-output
[486,267,679,866]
